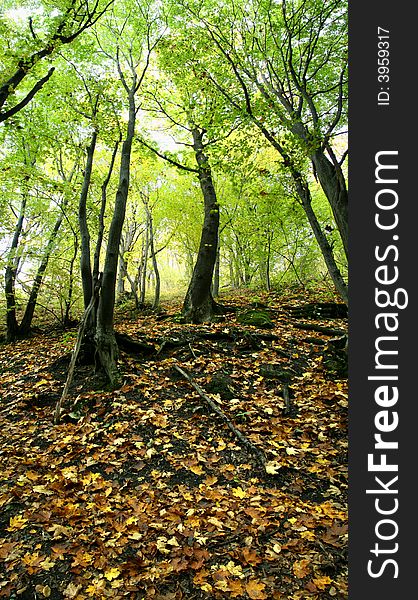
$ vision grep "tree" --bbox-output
[93,1,162,381]
[174,0,348,255]
[1,95,85,340]
[0,0,114,122]
[163,0,348,301]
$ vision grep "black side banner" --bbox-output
[349,1,415,597]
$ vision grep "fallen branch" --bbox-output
[173,363,266,468]
[153,328,282,355]
[293,322,346,336]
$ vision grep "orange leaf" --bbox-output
[245,579,267,599]
[312,575,333,590]
[292,558,311,578]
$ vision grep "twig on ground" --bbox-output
[173,363,266,468]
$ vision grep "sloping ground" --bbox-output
[0,288,348,600]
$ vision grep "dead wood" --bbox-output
[173,364,266,468]
[303,336,327,345]
[293,322,346,336]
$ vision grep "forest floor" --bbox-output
[0,287,348,600]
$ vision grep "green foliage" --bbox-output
[0,0,348,334]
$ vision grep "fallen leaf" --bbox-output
[104,567,121,581]
[293,558,311,578]
[245,579,267,599]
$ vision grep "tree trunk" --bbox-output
[63,234,78,327]
[265,234,272,292]
[139,226,149,306]
[78,130,97,310]
[211,241,220,298]
[253,120,348,291]
[296,177,348,304]
[148,213,161,310]
[141,195,161,310]
[182,128,220,323]
[95,91,136,383]
[4,194,27,342]
[311,150,348,259]
[19,200,67,335]
[117,241,128,299]
[93,137,119,287]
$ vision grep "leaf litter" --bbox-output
[0,288,347,599]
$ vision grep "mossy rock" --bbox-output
[206,371,236,400]
[237,308,274,328]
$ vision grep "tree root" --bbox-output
[293,322,346,336]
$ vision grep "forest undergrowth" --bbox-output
[0,287,348,600]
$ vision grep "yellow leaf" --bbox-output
[33,485,53,495]
[9,515,28,530]
[156,537,170,554]
[104,567,121,581]
[34,378,51,388]
[214,580,229,591]
[225,561,244,577]
[285,447,298,455]
[232,486,246,498]
[313,575,333,590]
[167,536,180,547]
[63,583,82,598]
[190,465,204,475]
[34,585,51,598]
[265,461,281,475]
[40,557,56,570]
[204,475,218,486]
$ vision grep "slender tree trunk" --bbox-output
[265,234,272,292]
[148,215,161,310]
[117,239,128,299]
[63,234,78,327]
[5,194,27,342]
[211,241,220,298]
[296,177,348,304]
[141,195,161,310]
[93,137,119,288]
[139,225,149,306]
[78,130,97,310]
[182,128,220,323]
[95,92,136,383]
[19,201,67,335]
[254,121,349,286]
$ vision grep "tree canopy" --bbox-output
[1,0,348,345]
